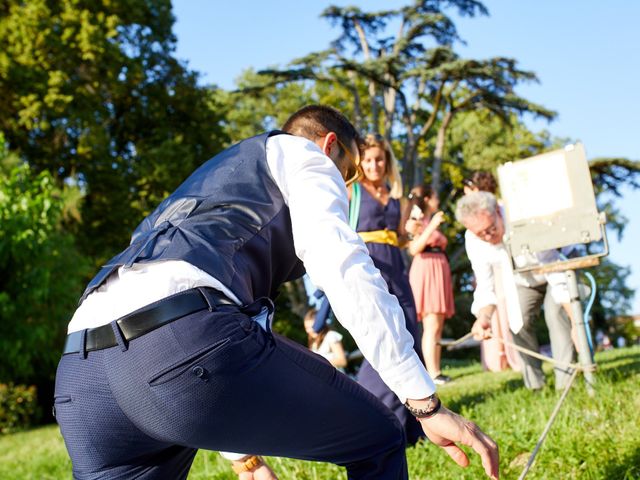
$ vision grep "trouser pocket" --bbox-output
[148,337,232,386]
[52,394,72,419]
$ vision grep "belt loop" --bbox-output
[111,321,129,352]
[78,329,88,360]
[197,287,216,312]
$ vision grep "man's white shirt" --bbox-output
[464,229,571,333]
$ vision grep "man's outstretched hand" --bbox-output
[416,404,499,479]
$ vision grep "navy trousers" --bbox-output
[54,304,408,479]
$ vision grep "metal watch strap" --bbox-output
[404,393,442,419]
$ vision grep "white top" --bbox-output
[465,229,570,331]
[312,330,344,362]
[70,134,435,404]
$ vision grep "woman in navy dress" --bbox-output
[350,133,424,445]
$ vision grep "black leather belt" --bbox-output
[63,287,236,355]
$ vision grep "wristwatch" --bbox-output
[232,455,263,474]
[404,393,442,419]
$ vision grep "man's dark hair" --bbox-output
[282,105,361,154]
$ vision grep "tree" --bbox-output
[214,69,317,142]
[255,1,552,191]
[0,134,90,390]
[416,52,555,192]
[0,0,228,261]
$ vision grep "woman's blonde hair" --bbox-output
[362,133,403,199]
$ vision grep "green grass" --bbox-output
[1,347,638,479]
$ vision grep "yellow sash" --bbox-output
[358,229,399,246]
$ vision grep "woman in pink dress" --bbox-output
[405,185,455,384]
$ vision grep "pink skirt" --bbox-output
[409,252,455,319]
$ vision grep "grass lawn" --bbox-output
[1,346,638,479]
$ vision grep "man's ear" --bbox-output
[319,132,337,157]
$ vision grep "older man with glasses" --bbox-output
[456,191,576,392]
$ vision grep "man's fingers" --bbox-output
[472,328,490,341]
[471,324,483,340]
[477,439,499,480]
[441,443,470,468]
[466,425,500,479]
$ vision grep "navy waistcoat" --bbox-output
[80,131,305,305]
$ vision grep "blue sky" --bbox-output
[172,0,640,313]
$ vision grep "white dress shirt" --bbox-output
[70,134,435,404]
[465,229,571,333]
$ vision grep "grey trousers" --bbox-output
[513,284,575,390]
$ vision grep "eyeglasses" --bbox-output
[475,214,499,239]
[336,138,361,186]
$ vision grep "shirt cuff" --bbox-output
[381,351,436,403]
[471,294,497,316]
[219,451,249,461]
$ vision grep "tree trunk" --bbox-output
[382,85,396,136]
[403,135,418,189]
[412,145,422,189]
[347,71,363,132]
[352,18,378,132]
[431,110,453,194]
[283,278,308,319]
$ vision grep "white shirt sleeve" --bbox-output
[267,134,435,402]
[536,250,571,304]
[218,451,248,461]
[465,230,498,315]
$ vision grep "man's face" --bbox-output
[465,209,504,245]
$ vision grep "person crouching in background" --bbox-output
[304,309,348,372]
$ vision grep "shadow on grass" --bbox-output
[440,368,479,382]
[601,444,640,479]
[446,378,524,411]
[452,348,640,401]
[596,350,640,370]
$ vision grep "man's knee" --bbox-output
[379,409,408,453]
[344,415,408,479]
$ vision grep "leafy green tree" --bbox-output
[214,69,317,142]
[256,1,553,191]
[416,52,555,192]
[0,0,228,262]
[0,134,90,391]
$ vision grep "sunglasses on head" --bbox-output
[336,138,362,186]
